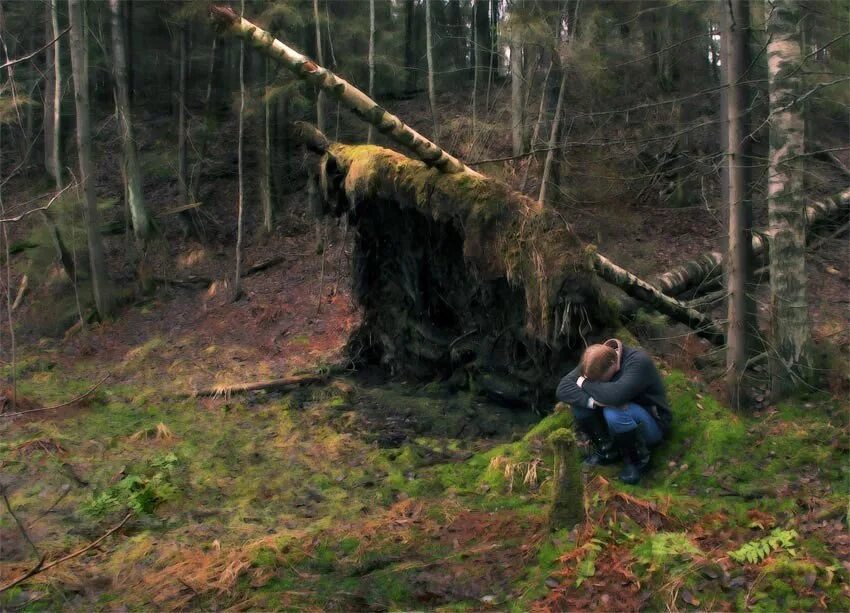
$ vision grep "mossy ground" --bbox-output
[1,339,847,611]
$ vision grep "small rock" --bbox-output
[680,590,700,607]
[480,595,497,605]
[545,578,560,589]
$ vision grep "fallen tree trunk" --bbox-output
[192,374,326,398]
[209,5,479,179]
[212,9,727,406]
[655,187,850,297]
[592,253,725,344]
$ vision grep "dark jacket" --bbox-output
[556,345,672,435]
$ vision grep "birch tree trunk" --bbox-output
[367,0,375,144]
[68,0,112,318]
[209,5,478,176]
[766,0,812,395]
[109,0,151,243]
[723,0,757,410]
[312,0,325,133]
[425,0,438,143]
[653,188,850,297]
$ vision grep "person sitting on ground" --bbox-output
[556,339,672,484]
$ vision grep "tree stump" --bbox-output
[548,428,584,531]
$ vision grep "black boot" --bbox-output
[614,424,651,485]
[574,414,621,466]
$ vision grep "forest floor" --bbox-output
[1,92,849,610]
[1,221,848,611]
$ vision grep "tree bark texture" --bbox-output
[538,71,566,205]
[177,24,189,208]
[723,0,757,410]
[260,57,273,234]
[653,188,850,297]
[766,0,812,395]
[510,32,526,156]
[209,5,478,177]
[232,0,246,301]
[109,0,151,243]
[312,0,325,133]
[68,0,112,318]
[548,428,584,532]
[367,0,375,144]
[425,0,438,143]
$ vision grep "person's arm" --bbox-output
[579,352,653,407]
[556,366,597,409]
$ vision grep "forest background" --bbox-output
[0,0,848,610]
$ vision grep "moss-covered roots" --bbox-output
[319,143,618,407]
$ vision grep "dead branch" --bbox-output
[191,373,327,398]
[158,202,202,217]
[0,26,71,70]
[0,184,74,224]
[0,512,132,594]
[11,273,27,311]
[0,373,111,419]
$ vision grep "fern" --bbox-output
[728,528,798,564]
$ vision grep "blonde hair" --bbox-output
[580,344,618,380]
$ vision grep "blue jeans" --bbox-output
[572,402,663,446]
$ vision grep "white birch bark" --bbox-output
[766,0,812,394]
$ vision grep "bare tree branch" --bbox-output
[0,26,70,70]
[0,183,74,224]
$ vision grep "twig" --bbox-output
[0,26,71,70]
[0,512,133,594]
[0,373,111,419]
[26,485,71,529]
[0,184,74,224]
[1,486,42,561]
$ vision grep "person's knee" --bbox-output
[602,407,636,434]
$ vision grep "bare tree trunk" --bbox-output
[177,24,188,207]
[425,0,438,143]
[312,0,325,133]
[109,0,151,243]
[723,0,756,410]
[190,36,220,203]
[538,71,566,205]
[404,0,416,94]
[520,60,552,192]
[367,0,375,144]
[766,0,812,396]
[232,0,246,301]
[36,0,76,281]
[68,0,112,318]
[471,0,478,136]
[260,56,272,234]
[509,2,528,157]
